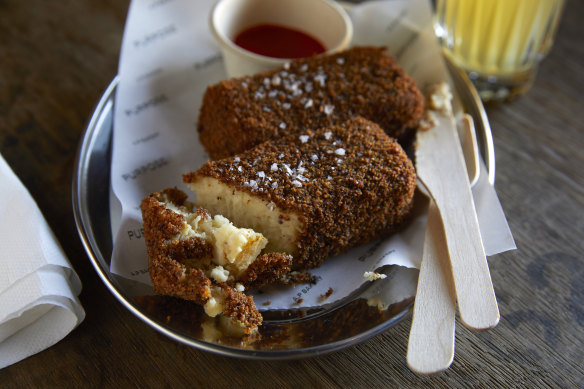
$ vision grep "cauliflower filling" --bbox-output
[165,200,268,280]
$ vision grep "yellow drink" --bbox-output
[435,0,564,101]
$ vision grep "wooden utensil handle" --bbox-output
[408,200,456,374]
[427,115,500,330]
[434,188,500,330]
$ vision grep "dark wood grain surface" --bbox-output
[1,0,583,387]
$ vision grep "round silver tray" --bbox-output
[72,60,493,359]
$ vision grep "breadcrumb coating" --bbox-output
[197,46,424,159]
[185,117,417,270]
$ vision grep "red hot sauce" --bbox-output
[234,24,326,59]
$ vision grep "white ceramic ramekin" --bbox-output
[210,0,353,77]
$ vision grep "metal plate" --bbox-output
[72,65,493,359]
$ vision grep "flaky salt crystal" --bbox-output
[314,74,326,87]
[283,164,292,175]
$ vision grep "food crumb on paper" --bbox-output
[363,271,387,281]
[319,287,334,301]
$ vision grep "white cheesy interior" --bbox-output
[203,286,226,318]
[188,177,303,255]
[165,200,267,279]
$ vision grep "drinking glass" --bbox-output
[434,0,565,102]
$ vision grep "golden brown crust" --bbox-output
[185,117,417,270]
[140,189,213,305]
[220,285,263,330]
[197,46,424,160]
[240,253,294,288]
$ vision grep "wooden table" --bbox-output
[1,0,582,387]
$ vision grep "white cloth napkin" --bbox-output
[0,153,85,369]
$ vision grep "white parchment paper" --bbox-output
[110,0,515,311]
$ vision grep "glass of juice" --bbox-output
[434,0,564,102]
